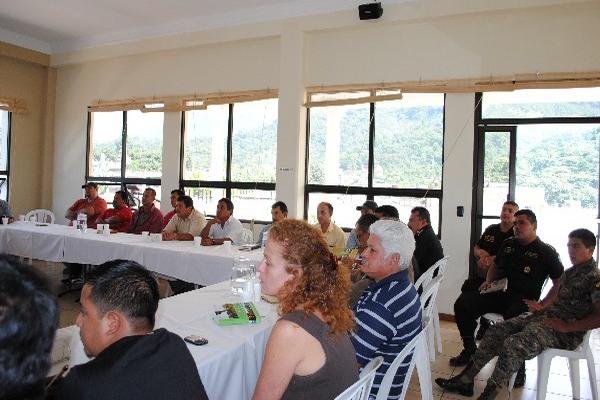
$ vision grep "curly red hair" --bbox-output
[269,219,354,335]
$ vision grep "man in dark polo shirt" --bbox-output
[128,188,163,234]
[449,209,564,385]
[408,206,444,281]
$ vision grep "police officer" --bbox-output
[436,228,600,400]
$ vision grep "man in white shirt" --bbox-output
[162,195,206,241]
[313,201,346,253]
[200,198,244,245]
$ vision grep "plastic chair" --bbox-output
[420,276,443,361]
[507,329,598,400]
[25,208,55,224]
[240,228,253,245]
[334,357,383,400]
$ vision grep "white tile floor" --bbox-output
[34,260,600,400]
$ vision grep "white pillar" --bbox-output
[160,111,181,212]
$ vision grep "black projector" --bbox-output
[358,2,383,20]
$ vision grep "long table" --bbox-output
[0,222,263,285]
[51,281,278,400]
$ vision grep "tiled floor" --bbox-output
[34,260,600,399]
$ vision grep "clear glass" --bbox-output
[125,110,164,178]
[515,123,599,263]
[373,196,441,234]
[89,111,123,177]
[307,193,367,229]
[482,130,510,216]
[373,93,444,189]
[308,104,370,186]
[231,99,278,183]
[0,111,9,171]
[482,87,600,119]
[231,256,252,295]
[231,189,276,221]
[183,105,229,181]
[185,187,227,217]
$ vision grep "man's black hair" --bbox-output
[218,198,234,212]
[178,195,194,209]
[85,260,159,331]
[0,255,58,399]
[569,228,597,249]
[144,187,157,197]
[272,201,288,214]
[356,214,379,232]
[320,202,333,215]
[115,190,129,204]
[375,205,399,219]
[411,206,431,225]
[514,209,537,226]
[171,189,185,198]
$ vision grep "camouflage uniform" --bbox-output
[471,259,600,386]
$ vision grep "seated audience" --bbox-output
[0,198,14,223]
[65,182,107,229]
[374,204,399,219]
[162,189,185,229]
[95,190,132,232]
[128,188,163,234]
[351,219,422,398]
[436,228,600,400]
[253,220,357,400]
[162,195,206,241]
[448,209,563,387]
[256,201,288,245]
[346,200,377,251]
[200,198,244,245]
[408,206,444,280]
[0,255,58,400]
[50,260,208,400]
[312,201,346,253]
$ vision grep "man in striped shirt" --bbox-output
[351,219,423,399]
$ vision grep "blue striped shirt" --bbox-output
[351,270,422,399]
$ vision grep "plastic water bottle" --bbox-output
[76,213,87,233]
[261,230,269,248]
[231,256,252,295]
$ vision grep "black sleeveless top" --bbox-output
[280,311,358,400]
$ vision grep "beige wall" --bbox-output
[0,53,55,216]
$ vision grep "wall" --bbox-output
[51,0,600,314]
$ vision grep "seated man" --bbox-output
[50,260,208,400]
[351,219,422,399]
[162,195,206,241]
[95,190,133,232]
[374,204,399,220]
[449,209,564,386]
[408,206,444,280]
[127,188,163,234]
[256,200,288,245]
[0,198,14,223]
[162,189,184,229]
[346,200,377,251]
[312,201,346,253]
[65,182,107,229]
[200,198,244,245]
[436,228,600,400]
[0,255,58,400]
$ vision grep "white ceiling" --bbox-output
[0,0,399,54]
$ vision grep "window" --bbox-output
[87,110,164,206]
[0,110,10,200]
[305,93,445,230]
[181,98,278,221]
[473,87,600,264]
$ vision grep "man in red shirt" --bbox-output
[65,182,107,229]
[162,189,184,229]
[128,188,163,234]
[96,190,133,233]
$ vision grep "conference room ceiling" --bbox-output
[0,0,411,54]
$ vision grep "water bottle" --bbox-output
[231,256,252,295]
[261,229,269,248]
[76,212,87,233]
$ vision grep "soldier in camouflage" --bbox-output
[436,228,600,399]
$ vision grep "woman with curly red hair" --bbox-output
[252,219,357,400]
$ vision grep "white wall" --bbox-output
[51,0,600,315]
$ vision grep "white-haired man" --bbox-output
[351,219,422,399]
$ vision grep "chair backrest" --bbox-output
[335,357,384,400]
[240,228,253,245]
[420,276,442,324]
[374,328,425,400]
[25,209,55,224]
[414,256,449,293]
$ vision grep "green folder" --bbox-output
[214,302,262,326]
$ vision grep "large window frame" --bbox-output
[304,95,446,232]
[85,110,163,207]
[0,110,11,201]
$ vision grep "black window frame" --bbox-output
[0,110,11,201]
[304,95,446,233]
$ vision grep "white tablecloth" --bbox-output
[0,222,263,285]
[50,281,278,400]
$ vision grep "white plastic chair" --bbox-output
[25,208,55,224]
[240,228,253,245]
[507,329,598,400]
[334,356,383,400]
[420,276,443,361]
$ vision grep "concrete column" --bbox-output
[160,111,181,212]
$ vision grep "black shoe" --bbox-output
[513,363,526,388]
[477,383,499,400]
[435,375,474,397]
[475,318,490,340]
[450,348,475,366]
